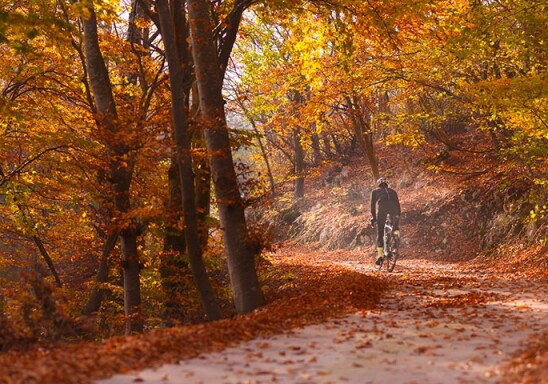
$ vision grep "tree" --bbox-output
[155,0,221,320]
[82,4,143,334]
[187,0,264,313]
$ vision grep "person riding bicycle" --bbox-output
[370,177,401,265]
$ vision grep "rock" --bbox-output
[281,206,301,224]
[319,229,330,244]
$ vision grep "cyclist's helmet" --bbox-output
[377,177,388,187]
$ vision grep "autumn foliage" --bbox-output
[0,250,385,383]
[0,0,545,357]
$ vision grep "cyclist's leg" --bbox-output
[377,209,388,245]
[389,207,400,237]
[376,210,388,263]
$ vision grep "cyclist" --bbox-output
[370,177,401,265]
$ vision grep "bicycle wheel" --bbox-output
[386,235,400,272]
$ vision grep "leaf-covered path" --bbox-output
[99,257,547,384]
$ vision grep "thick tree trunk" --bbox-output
[83,7,142,334]
[156,0,221,321]
[293,128,305,199]
[191,84,213,250]
[120,230,141,333]
[160,161,189,317]
[193,130,212,250]
[187,0,264,314]
[163,162,186,255]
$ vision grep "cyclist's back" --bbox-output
[370,177,401,264]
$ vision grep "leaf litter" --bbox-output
[99,254,547,384]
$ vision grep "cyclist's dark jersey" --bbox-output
[370,186,401,220]
[371,185,401,247]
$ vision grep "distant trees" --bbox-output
[231,0,546,200]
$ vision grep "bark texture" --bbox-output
[83,233,118,315]
[294,128,305,199]
[156,0,221,320]
[83,7,142,334]
[187,0,264,313]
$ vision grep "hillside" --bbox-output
[258,142,547,275]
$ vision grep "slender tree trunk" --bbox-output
[14,172,63,290]
[32,235,62,288]
[311,131,323,166]
[363,130,380,180]
[187,0,264,314]
[156,0,221,320]
[293,128,305,199]
[193,134,212,249]
[235,100,275,195]
[83,232,118,314]
[331,134,343,155]
[345,97,379,181]
[253,122,276,195]
[321,132,332,157]
[83,7,142,334]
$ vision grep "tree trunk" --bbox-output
[345,97,379,181]
[160,161,189,318]
[83,232,118,315]
[187,0,264,314]
[120,230,141,334]
[156,0,221,320]
[32,235,62,288]
[253,122,276,196]
[191,84,213,250]
[293,128,305,199]
[82,7,142,334]
[321,132,334,158]
[331,134,343,155]
[163,162,186,256]
[235,99,275,195]
[311,131,323,166]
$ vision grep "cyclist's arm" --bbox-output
[395,191,401,216]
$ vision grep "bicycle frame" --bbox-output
[383,215,394,257]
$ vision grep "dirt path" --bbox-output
[98,258,547,384]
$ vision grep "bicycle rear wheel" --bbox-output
[386,235,400,272]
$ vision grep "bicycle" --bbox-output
[372,214,400,272]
